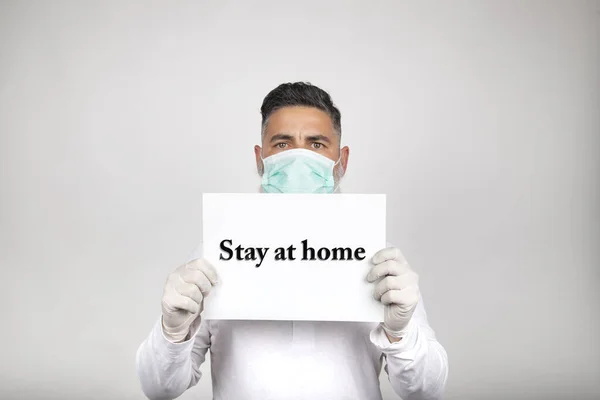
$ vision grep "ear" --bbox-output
[254,145,264,175]
[340,146,350,176]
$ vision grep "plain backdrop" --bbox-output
[1,1,599,399]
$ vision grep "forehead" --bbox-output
[264,106,335,138]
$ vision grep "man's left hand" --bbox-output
[367,247,419,342]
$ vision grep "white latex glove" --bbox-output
[367,247,419,339]
[161,258,219,343]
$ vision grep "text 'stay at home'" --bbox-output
[219,239,367,267]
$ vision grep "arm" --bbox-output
[135,317,211,400]
[136,243,217,400]
[367,245,448,399]
[370,293,448,400]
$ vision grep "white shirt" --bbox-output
[136,244,448,400]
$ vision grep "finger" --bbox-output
[371,247,406,265]
[366,260,412,282]
[373,274,418,300]
[180,268,214,296]
[380,286,419,307]
[186,259,219,285]
[164,291,201,314]
[174,280,204,305]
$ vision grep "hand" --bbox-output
[161,258,219,343]
[367,247,419,341]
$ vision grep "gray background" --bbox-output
[1,1,599,399]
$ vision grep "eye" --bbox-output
[312,142,323,149]
[276,143,287,149]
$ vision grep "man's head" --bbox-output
[254,82,349,192]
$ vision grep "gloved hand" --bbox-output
[367,247,419,339]
[161,258,219,343]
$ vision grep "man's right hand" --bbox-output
[161,258,219,343]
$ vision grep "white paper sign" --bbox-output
[201,193,386,322]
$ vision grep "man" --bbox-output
[136,82,449,399]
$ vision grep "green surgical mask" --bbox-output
[260,149,341,193]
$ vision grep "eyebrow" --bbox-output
[305,134,331,144]
[269,133,294,143]
[269,133,333,144]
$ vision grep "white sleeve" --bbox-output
[135,243,210,400]
[369,293,449,400]
[135,317,211,400]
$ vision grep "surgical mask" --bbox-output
[260,148,341,193]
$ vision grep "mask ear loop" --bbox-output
[332,155,345,193]
[258,149,266,176]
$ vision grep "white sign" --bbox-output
[201,193,386,322]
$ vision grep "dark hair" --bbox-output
[260,82,342,137]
